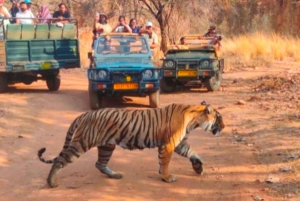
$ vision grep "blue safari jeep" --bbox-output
[87,33,161,109]
[0,18,80,93]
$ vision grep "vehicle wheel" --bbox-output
[46,75,60,91]
[89,83,102,110]
[149,90,160,108]
[160,77,176,93]
[0,73,8,93]
[205,71,222,91]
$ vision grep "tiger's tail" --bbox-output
[37,148,57,164]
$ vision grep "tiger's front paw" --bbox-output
[190,157,204,175]
[162,174,177,183]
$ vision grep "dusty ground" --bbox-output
[0,63,300,201]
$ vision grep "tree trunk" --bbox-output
[159,24,168,53]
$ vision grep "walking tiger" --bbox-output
[38,102,225,188]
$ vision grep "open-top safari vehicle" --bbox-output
[160,34,224,92]
[87,33,162,110]
[0,18,80,93]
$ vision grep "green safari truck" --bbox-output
[0,18,80,93]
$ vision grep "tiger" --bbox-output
[37,102,225,188]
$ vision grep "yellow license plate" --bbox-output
[41,62,51,69]
[177,70,197,77]
[113,83,138,90]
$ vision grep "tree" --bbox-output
[138,0,178,52]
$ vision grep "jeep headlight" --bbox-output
[200,60,210,68]
[98,70,107,79]
[143,70,153,78]
[164,60,174,68]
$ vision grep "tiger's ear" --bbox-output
[205,105,213,114]
[201,101,207,105]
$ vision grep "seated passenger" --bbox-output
[15,2,35,24]
[98,38,112,54]
[37,5,52,24]
[203,25,218,37]
[112,16,132,33]
[203,25,222,47]
[52,3,70,25]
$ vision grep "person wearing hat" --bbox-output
[204,25,218,37]
[138,21,158,50]
[91,13,112,50]
[93,13,112,35]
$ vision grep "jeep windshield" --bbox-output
[96,36,149,55]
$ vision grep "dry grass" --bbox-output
[78,31,300,70]
[222,32,300,71]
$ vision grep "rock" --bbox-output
[287,154,299,160]
[232,78,243,84]
[252,195,264,201]
[265,176,280,183]
[248,96,261,102]
[237,100,246,105]
[280,166,293,172]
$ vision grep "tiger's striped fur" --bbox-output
[37,103,224,188]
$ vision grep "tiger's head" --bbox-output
[187,102,225,136]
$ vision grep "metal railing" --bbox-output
[0,17,79,39]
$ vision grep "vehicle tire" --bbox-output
[160,77,176,93]
[46,75,60,91]
[89,83,102,110]
[0,73,8,93]
[149,90,160,108]
[204,70,222,91]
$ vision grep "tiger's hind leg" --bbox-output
[47,144,83,188]
[158,144,177,183]
[95,145,123,179]
[174,139,204,175]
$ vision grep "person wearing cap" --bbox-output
[138,21,159,50]
[112,16,132,33]
[15,2,35,24]
[52,3,71,24]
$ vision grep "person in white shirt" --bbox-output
[16,2,35,24]
[138,21,159,50]
[112,16,132,33]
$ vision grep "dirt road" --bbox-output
[0,64,299,201]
